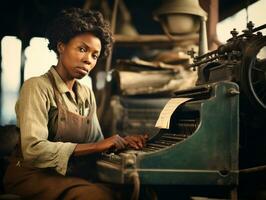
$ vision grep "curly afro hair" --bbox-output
[46,7,113,58]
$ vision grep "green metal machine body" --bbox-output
[97,81,239,186]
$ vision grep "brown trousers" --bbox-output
[4,159,129,200]
[4,72,132,199]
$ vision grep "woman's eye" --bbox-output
[92,54,99,60]
[79,47,86,52]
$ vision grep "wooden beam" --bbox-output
[113,34,199,48]
[200,0,220,50]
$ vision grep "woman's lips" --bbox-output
[76,66,89,75]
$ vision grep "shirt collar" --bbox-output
[49,66,70,94]
[49,66,87,103]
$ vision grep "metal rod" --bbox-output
[105,0,119,72]
[239,165,266,173]
[252,24,266,32]
[98,0,119,120]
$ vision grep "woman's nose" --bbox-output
[83,54,92,65]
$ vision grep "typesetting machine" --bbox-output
[96,22,266,195]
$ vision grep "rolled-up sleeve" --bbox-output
[16,78,77,175]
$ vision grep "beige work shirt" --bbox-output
[16,66,103,175]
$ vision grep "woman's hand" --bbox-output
[95,134,128,152]
[124,134,149,149]
[73,134,149,156]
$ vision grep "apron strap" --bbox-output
[47,69,94,119]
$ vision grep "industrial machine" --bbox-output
[96,22,266,198]
[97,82,239,185]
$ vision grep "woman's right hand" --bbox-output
[95,134,128,152]
[73,135,128,156]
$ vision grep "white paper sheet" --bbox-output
[155,98,191,129]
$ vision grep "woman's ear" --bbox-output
[57,42,65,54]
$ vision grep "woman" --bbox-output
[4,8,147,200]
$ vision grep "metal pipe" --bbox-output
[130,171,140,200]
[199,16,208,56]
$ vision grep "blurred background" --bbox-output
[1,1,266,199]
[0,0,265,125]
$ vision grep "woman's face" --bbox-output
[57,33,102,80]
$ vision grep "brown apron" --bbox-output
[3,72,119,200]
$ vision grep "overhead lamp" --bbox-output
[153,0,208,55]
